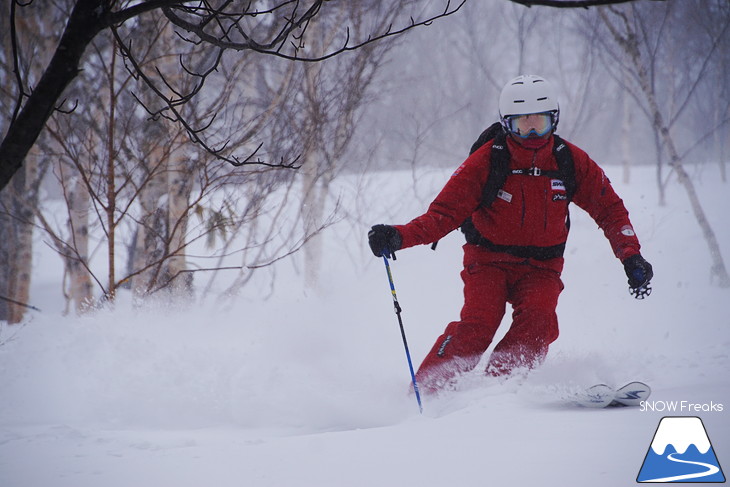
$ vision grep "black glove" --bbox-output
[623,254,653,299]
[368,224,402,259]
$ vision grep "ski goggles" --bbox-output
[506,112,555,138]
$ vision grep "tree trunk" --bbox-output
[65,174,93,313]
[657,125,730,287]
[643,75,730,287]
[165,145,193,295]
[653,130,666,207]
[716,102,728,183]
[301,161,327,288]
[621,83,632,184]
[129,166,167,296]
[300,59,327,288]
[105,40,118,301]
[0,153,39,323]
[0,213,11,322]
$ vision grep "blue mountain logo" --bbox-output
[637,416,725,483]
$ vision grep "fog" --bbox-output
[359,0,728,172]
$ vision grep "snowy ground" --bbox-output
[1,164,729,486]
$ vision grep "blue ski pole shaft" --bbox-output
[382,254,423,414]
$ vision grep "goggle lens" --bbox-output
[508,113,553,138]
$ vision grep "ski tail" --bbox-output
[610,381,651,407]
[573,381,651,408]
[574,384,615,408]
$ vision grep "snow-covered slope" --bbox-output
[1,164,728,487]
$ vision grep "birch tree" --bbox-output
[0,152,42,323]
[289,2,408,285]
[0,3,56,322]
[596,1,730,287]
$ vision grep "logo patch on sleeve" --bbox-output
[621,225,636,236]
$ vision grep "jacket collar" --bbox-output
[506,134,556,168]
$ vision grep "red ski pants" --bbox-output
[415,257,563,394]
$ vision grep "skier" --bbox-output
[368,74,653,395]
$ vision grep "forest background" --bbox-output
[1,0,728,320]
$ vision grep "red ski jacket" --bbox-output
[394,135,641,273]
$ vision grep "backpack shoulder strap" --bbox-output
[552,134,576,201]
[479,130,511,208]
[455,122,507,248]
[469,121,503,156]
[467,121,511,208]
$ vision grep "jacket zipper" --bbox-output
[521,186,526,227]
[526,150,537,229]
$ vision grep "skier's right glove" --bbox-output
[368,224,402,260]
[623,254,653,299]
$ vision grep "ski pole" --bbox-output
[381,254,423,414]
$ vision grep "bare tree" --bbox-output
[285,2,411,285]
[596,1,730,287]
[32,21,253,304]
[0,0,471,193]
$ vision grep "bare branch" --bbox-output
[510,0,656,8]
[1,0,476,190]
[162,1,467,63]
[0,294,41,312]
[111,26,297,169]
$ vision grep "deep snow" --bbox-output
[1,163,729,487]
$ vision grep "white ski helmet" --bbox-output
[499,74,559,134]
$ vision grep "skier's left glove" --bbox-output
[623,254,653,299]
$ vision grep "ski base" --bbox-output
[611,381,652,407]
[574,381,651,409]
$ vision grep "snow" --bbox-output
[1,164,729,487]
